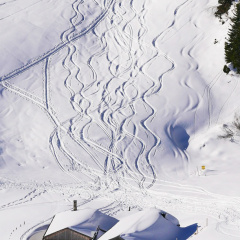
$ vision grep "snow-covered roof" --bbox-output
[45,208,118,238]
[98,208,197,240]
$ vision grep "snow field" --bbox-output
[1,0,240,239]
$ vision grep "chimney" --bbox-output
[73,200,77,211]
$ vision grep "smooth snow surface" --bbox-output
[1,0,240,239]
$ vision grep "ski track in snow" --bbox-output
[1,0,240,239]
[0,0,115,82]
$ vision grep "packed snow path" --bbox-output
[1,0,240,239]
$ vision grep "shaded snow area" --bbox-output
[1,0,240,239]
[98,208,197,240]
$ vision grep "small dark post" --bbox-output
[129,207,130,211]
[161,212,166,218]
[73,200,77,211]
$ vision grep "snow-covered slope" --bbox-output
[1,0,240,239]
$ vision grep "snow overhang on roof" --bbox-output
[45,208,119,237]
[98,208,197,240]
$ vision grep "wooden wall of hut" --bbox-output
[43,228,91,240]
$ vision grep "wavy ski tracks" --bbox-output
[49,0,105,185]
[4,1,240,239]
[93,0,155,189]
[0,0,115,82]
[0,0,221,193]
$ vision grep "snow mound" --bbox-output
[99,208,197,240]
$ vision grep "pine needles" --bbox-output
[215,0,234,18]
[224,3,240,73]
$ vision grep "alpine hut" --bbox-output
[43,203,118,240]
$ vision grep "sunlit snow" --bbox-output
[1,0,240,239]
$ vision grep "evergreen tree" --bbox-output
[225,3,240,73]
[215,0,233,18]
